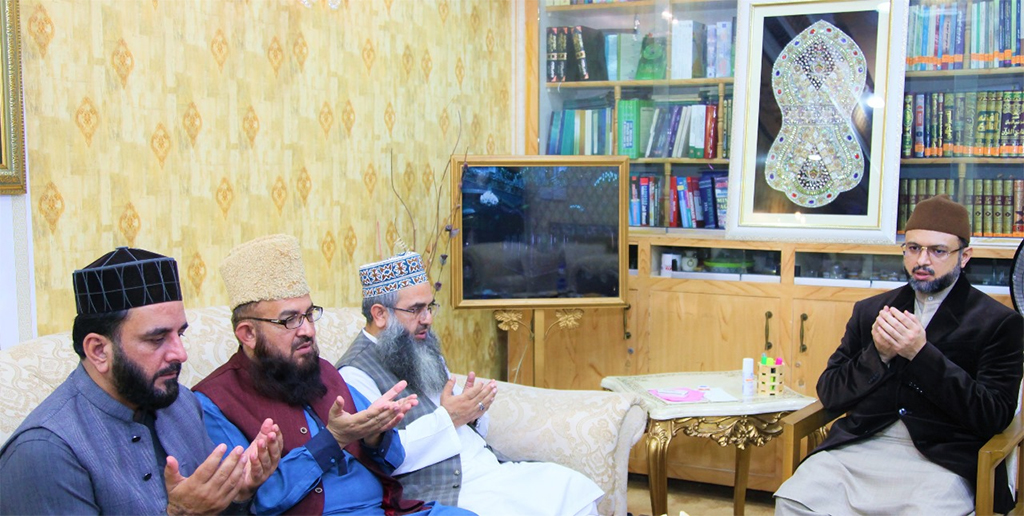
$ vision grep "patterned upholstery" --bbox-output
[0,306,646,516]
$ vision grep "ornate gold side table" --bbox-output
[601,371,815,516]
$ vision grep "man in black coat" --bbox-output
[776,194,1024,515]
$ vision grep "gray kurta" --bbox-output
[0,364,214,515]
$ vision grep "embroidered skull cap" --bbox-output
[359,252,428,298]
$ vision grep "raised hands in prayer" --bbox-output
[327,380,419,448]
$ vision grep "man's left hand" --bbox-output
[234,418,283,503]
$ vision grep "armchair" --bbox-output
[781,397,1024,515]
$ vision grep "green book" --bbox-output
[634,34,667,80]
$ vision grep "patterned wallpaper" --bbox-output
[22,0,514,379]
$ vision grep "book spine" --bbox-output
[557,27,570,81]
[713,173,728,229]
[973,178,985,236]
[942,95,954,155]
[914,93,926,157]
[989,91,1004,156]
[547,27,559,82]
[689,105,706,158]
[639,176,650,226]
[663,105,683,158]
[715,21,732,78]
[704,104,718,159]
[983,178,994,236]
[669,177,680,227]
[963,91,978,155]
[1004,179,1015,235]
[705,25,717,79]
[676,177,691,228]
[605,33,618,81]
[1014,179,1024,236]
[1014,91,1023,156]
[993,178,1006,236]
[898,178,909,232]
[907,178,919,226]
[688,176,705,227]
[975,92,989,156]
[963,178,976,234]
[902,94,914,157]
[953,92,966,155]
[1000,90,1015,156]
[629,176,639,226]
[698,174,716,228]
[954,0,966,68]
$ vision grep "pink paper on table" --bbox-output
[648,387,705,403]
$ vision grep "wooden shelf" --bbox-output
[905,67,1024,78]
[545,77,733,89]
[901,157,1024,165]
[546,0,737,13]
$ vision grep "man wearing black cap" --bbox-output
[775,195,1024,515]
[0,247,283,515]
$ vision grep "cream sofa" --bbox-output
[0,306,646,516]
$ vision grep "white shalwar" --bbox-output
[340,333,603,516]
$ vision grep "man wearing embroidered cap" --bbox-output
[776,195,1024,515]
[338,252,605,516]
[194,235,475,515]
[0,246,283,515]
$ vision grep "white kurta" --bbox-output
[340,330,603,516]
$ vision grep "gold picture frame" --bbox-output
[726,0,909,243]
[0,0,24,195]
[449,155,629,310]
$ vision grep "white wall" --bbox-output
[0,191,36,350]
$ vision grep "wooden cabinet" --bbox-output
[504,236,1018,491]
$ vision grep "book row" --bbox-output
[897,177,1024,237]
[906,0,1024,70]
[616,99,724,160]
[547,95,732,159]
[901,90,1024,158]
[629,172,728,230]
[546,22,734,83]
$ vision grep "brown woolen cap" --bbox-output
[904,194,971,244]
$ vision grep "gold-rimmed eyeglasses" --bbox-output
[901,243,963,261]
[392,301,440,319]
[241,306,324,329]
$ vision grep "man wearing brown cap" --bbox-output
[776,195,1024,515]
[0,246,282,515]
[193,234,475,515]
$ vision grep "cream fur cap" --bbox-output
[220,234,310,309]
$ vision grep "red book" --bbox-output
[703,104,718,159]
[669,181,680,227]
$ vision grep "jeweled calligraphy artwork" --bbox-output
[764,20,867,208]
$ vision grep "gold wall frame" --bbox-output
[450,155,629,310]
[0,0,24,195]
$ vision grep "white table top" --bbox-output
[601,370,816,420]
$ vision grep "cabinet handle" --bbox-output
[622,304,631,340]
[799,313,808,353]
[764,311,773,351]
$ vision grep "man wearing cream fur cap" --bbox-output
[338,251,604,516]
[193,235,475,515]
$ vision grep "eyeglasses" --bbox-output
[391,301,440,319]
[241,306,324,329]
[901,243,963,261]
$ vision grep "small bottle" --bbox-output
[742,358,756,398]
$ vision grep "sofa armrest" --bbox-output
[453,375,645,516]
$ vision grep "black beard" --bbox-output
[376,317,449,398]
[250,332,326,407]
[908,262,960,294]
[111,341,181,411]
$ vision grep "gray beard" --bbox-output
[375,317,449,399]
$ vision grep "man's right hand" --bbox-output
[326,380,418,449]
[164,443,248,515]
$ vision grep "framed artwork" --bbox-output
[0,0,24,195]
[726,0,908,243]
[449,155,629,310]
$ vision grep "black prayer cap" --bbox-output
[73,247,182,316]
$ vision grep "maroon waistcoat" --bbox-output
[193,350,423,516]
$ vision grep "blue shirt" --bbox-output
[196,388,405,515]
